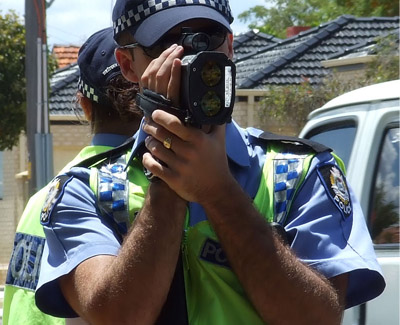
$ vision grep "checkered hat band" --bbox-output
[114,0,233,35]
[78,78,100,103]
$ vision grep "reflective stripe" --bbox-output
[273,154,307,225]
[97,155,130,234]
[6,233,45,291]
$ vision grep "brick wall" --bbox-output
[0,148,21,285]
[51,123,91,148]
[51,123,91,173]
[0,123,90,283]
[233,91,298,135]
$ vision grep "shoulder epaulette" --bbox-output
[256,131,331,154]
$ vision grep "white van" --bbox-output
[299,80,400,325]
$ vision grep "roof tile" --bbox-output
[52,45,80,68]
[236,15,399,88]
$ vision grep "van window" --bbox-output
[305,123,356,167]
[369,127,400,245]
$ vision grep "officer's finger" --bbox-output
[142,44,183,95]
[155,47,183,96]
[142,141,175,180]
[143,118,186,154]
[167,58,182,107]
[151,109,200,143]
[142,151,168,177]
[141,44,177,89]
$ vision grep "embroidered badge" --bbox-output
[6,232,45,290]
[318,164,352,218]
[40,175,71,225]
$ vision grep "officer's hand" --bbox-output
[140,44,184,107]
[142,109,233,204]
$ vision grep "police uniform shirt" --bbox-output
[35,121,384,317]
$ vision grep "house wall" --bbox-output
[0,122,90,285]
[234,90,298,135]
[233,90,265,129]
[0,144,26,285]
[51,123,91,173]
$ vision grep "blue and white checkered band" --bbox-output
[113,0,233,36]
[273,154,306,225]
[78,77,99,103]
[97,155,130,235]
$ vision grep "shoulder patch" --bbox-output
[6,232,45,291]
[317,164,352,219]
[40,175,72,225]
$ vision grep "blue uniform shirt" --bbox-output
[91,133,131,147]
[36,121,384,317]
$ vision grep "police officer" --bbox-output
[36,1,385,324]
[3,27,141,325]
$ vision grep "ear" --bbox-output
[115,48,139,83]
[227,33,234,60]
[79,96,93,122]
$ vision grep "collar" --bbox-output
[126,119,250,168]
[91,133,131,147]
[226,120,250,167]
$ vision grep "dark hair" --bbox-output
[74,74,142,132]
[106,74,141,120]
[115,29,134,46]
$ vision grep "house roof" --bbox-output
[48,15,399,115]
[236,15,400,89]
[52,45,80,69]
[47,31,281,117]
[233,30,281,62]
[49,63,80,116]
[326,28,399,60]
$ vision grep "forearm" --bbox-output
[62,181,186,324]
[202,179,343,325]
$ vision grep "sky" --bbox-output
[0,0,266,48]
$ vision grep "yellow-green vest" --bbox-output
[90,145,342,324]
[3,145,114,325]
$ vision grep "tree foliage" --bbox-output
[259,36,399,134]
[335,0,399,17]
[0,11,26,150]
[0,11,57,151]
[238,0,399,38]
[365,33,400,83]
[260,74,361,134]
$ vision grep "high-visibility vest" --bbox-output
[8,132,334,323]
[3,145,115,325]
[90,140,337,324]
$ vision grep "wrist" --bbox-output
[148,181,187,210]
[200,176,242,209]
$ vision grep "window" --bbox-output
[305,123,357,167]
[0,151,3,199]
[369,126,400,245]
[236,96,248,103]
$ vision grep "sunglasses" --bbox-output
[120,26,227,59]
